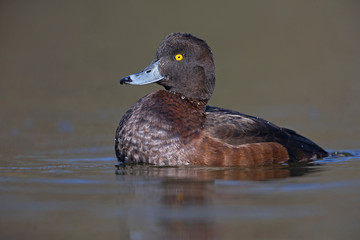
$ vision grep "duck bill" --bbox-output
[120,60,163,85]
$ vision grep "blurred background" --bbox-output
[1,0,359,155]
[1,1,360,240]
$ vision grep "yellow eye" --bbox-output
[175,54,183,61]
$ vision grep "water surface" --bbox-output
[1,147,360,240]
[1,1,360,239]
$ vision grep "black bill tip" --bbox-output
[120,76,132,84]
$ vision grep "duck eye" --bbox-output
[175,54,183,61]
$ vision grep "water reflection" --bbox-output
[115,163,320,239]
[115,163,319,181]
[1,150,359,240]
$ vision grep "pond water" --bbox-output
[1,1,360,239]
[1,146,360,240]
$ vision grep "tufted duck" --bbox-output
[115,33,328,166]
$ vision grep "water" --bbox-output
[1,148,360,240]
[1,1,360,239]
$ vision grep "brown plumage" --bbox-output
[115,33,328,167]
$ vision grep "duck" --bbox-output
[115,33,328,167]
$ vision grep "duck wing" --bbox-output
[204,106,328,161]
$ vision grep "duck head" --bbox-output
[120,33,216,102]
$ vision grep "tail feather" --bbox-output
[282,128,328,161]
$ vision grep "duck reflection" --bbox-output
[115,162,319,181]
[115,164,319,239]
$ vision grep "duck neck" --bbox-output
[169,90,208,112]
